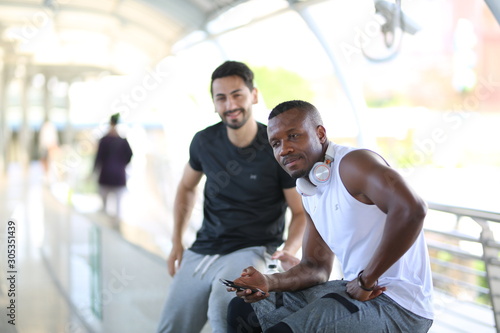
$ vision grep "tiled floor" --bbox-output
[0,163,189,333]
[0,161,214,333]
[0,163,89,332]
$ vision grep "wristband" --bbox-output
[357,270,378,292]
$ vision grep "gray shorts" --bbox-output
[252,280,433,333]
[157,246,270,333]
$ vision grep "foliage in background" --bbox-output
[474,260,490,306]
[365,94,411,108]
[252,66,315,110]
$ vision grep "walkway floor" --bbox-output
[0,163,89,332]
[0,162,211,333]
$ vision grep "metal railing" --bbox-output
[426,202,500,333]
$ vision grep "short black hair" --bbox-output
[211,61,255,96]
[110,113,120,125]
[268,100,323,126]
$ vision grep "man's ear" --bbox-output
[252,88,259,104]
[317,125,327,143]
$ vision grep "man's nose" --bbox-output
[279,142,293,156]
[226,96,238,110]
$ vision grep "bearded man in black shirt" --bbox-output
[156,61,306,333]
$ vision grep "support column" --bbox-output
[288,0,372,148]
[0,58,14,175]
[61,80,72,146]
[19,63,31,171]
[0,48,6,174]
[478,218,500,332]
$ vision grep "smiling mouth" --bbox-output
[224,109,242,118]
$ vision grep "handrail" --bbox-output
[427,202,500,223]
[425,201,500,333]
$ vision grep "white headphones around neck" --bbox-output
[296,143,335,197]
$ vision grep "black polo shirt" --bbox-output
[188,122,295,255]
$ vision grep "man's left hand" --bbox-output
[346,278,387,301]
[271,250,300,271]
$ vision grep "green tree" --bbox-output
[252,66,315,110]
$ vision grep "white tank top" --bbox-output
[302,143,434,319]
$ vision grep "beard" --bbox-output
[221,108,250,130]
[289,168,308,179]
[281,155,309,179]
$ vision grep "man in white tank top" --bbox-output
[227,100,434,333]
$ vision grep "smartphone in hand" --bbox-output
[219,278,264,294]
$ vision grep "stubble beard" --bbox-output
[223,108,250,130]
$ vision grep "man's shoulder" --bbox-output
[256,121,268,132]
[197,122,224,134]
[100,134,118,142]
[253,121,270,147]
[332,143,358,158]
[333,144,384,163]
[193,122,224,141]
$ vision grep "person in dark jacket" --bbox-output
[93,113,133,218]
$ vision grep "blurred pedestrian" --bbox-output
[38,118,59,181]
[93,113,133,219]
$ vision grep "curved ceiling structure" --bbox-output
[0,0,223,73]
[0,0,322,77]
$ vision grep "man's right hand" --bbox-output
[167,243,184,276]
[233,266,270,303]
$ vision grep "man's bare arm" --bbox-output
[274,188,306,263]
[168,163,203,276]
[341,150,426,292]
[234,212,333,300]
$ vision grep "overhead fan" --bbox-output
[362,0,421,62]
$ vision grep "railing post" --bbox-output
[479,218,500,332]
